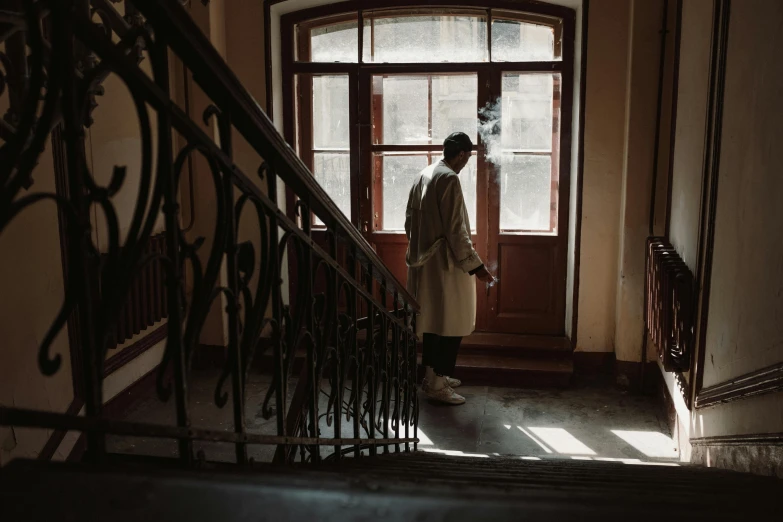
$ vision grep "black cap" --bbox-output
[443,131,473,152]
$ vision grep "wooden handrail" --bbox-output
[133,0,418,311]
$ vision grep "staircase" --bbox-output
[2,452,779,521]
[437,333,574,387]
[1,2,780,520]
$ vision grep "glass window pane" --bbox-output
[313,75,350,149]
[431,75,478,144]
[500,155,552,231]
[380,154,429,231]
[378,76,429,145]
[460,155,478,230]
[492,19,556,62]
[374,74,477,145]
[305,20,358,63]
[314,153,351,224]
[501,73,554,152]
[363,14,488,63]
[379,154,477,232]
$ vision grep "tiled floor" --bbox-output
[108,370,679,465]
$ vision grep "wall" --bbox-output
[700,0,783,386]
[660,0,783,476]
[573,0,629,353]
[668,0,713,272]
[687,0,783,476]
[1,2,186,463]
[613,0,670,365]
[0,142,74,466]
[660,0,715,463]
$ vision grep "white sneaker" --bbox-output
[422,376,462,389]
[423,385,466,405]
[445,376,462,388]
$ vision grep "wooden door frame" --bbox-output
[279,2,576,338]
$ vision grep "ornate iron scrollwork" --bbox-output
[0,0,419,466]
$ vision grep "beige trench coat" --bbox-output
[405,160,484,337]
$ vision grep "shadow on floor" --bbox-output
[107,369,679,466]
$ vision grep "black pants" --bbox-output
[422,334,462,376]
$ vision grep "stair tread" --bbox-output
[455,353,573,372]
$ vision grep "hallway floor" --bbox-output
[107,370,679,465]
[417,384,679,464]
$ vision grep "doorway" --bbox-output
[283,5,574,339]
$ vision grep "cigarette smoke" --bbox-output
[478,97,504,169]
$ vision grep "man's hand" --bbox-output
[475,266,496,285]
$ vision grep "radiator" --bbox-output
[105,232,169,349]
[646,237,694,372]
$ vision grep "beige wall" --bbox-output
[573,0,629,353]
[0,143,75,466]
[662,0,783,476]
[2,2,182,463]
[700,0,783,387]
[613,0,671,363]
[659,0,716,465]
[669,0,714,272]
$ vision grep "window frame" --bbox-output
[281,2,575,237]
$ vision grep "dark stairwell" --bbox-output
[0,1,781,520]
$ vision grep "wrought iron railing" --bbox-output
[0,0,419,465]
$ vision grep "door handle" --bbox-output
[486,276,498,296]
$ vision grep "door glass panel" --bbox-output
[500,155,551,231]
[314,153,352,221]
[498,72,560,233]
[501,74,553,151]
[378,153,477,231]
[372,73,478,233]
[432,76,479,143]
[379,154,429,231]
[459,155,478,230]
[379,76,429,144]
[363,11,488,63]
[296,74,352,226]
[374,75,478,145]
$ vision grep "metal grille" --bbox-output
[645,237,694,372]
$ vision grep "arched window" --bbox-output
[282,3,575,337]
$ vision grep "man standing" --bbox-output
[405,132,495,405]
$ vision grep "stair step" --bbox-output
[5,454,779,520]
[418,351,573,388]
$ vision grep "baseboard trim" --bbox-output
[104,324,168,377]
[573,352,614,376]
[695,362,783,409]
[691,432,783,447]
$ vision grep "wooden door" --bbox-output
[365,69,571,337]
[282,7,576,339]
[482,71,569,336]
[362,72,485,305]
